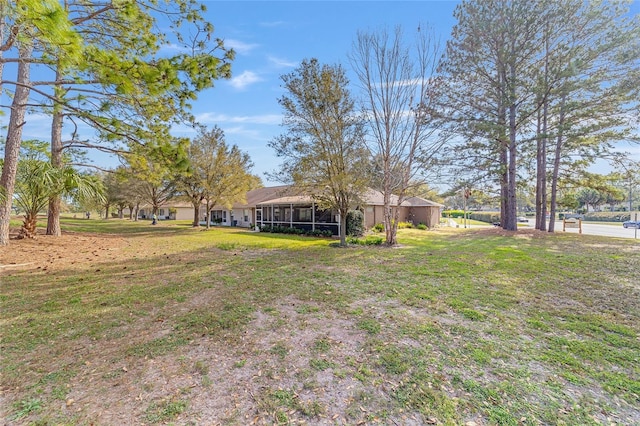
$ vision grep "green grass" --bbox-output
[2,221,639,424]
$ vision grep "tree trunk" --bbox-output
[47,82,65,236]
[535,24,550,232]
[0,44,33,246]
[535,99,548,231]
[504,73,518,232]
[497,71,508,229]
[339,208,348,246]
[17,212,38,239]
[192,201,201,227]
[548,96,566,233]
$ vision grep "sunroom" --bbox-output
[255,196,341,236]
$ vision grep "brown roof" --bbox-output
[360,188,444,208]
[233,185,296,208]
[250,186,443,208]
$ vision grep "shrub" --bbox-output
[364,235,384,245]
[346,210,365,236]
[416,223,428,230]
[468,212,500,224]
[582,212,631,222]
[372,223,384,233]
[397,221,413,229]
[260,224,333,238]
[442,210,465,218]
[346,235,384,246]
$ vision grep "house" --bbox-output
[136,202,193,221]
[360,189,444,229]
[206,186,290,227]
[209,186,443,234]
[129,186,444,235]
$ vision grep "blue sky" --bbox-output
[5,0,639,186]
[186,1,460,184]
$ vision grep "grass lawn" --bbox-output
[1,218,639,425]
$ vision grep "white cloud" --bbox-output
[195,112,281,126]
[268,55,298,68]
[229,70,263,90]
[260,21,286,28]
[159,43,191,54]
[225,39,259,55]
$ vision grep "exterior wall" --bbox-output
[364,206,386,229]
[206,208,254,227]
[408,207,441,228]
[174,207,193,221]
[231,208,254,227]
[364,205,441,229]
[133,206,192,221]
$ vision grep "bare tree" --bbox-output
[350,26,444,245]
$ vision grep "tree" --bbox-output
[0,1,234,242]
[179,126,260,229]
[269,58,369,246]
[13,141,104,238]
[41,0,234,236]
[350,26,445,245]
[0,0,82,245]
[99,171,127,220]
[438,0,550,231]
[437,0,640,233]
[533,1,640,232]
[576,188,602,213]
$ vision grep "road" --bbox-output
[458,220,639,239]
[554,221,639,239]
[520,219,640,240]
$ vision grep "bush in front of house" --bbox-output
[416,223,428,230]
[346,210,365,237]
[372,223,384,233]
[259,225,332,238]
[346,235,384,245]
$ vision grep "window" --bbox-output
[294,207,312,222]
[159,209,165,216]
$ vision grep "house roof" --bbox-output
[357,188,444,208]
[251,186,444,209]
[232,185,296,208]
[146,186,443,211]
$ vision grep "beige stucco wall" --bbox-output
[364,205,441,229]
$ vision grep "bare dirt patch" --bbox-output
[0,229,130,275]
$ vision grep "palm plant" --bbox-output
[14,158,104,238]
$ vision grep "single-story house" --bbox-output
[135,202,193,221]
[127,186,444,235]
[210,186,443,234]
[359,188,444,229]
